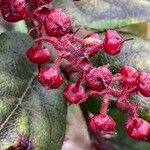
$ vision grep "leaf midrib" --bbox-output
[0,73,37,132]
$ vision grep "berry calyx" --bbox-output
[120,65,139,87]
[138,72,150,97]
[26,45,51,65]
[38,67,63,89]
[103,30,123,55]
[0,0,27,22]
[44,8,72,37]
[89,114,116,134]
[63,83,87,104]
[125,117,150,141]
[86,66,112,91]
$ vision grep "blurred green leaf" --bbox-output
[0,32,67,150]
[53,0,150,31]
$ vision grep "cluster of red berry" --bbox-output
[1,0,150,142]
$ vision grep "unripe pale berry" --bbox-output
[125,117,150,141]
[86,66,112,91]
[89,114,116,134]
[0,0,27,22]
[63,83,87,104]
[38,67,63,89]
[84,33,100,42]
[138,72,150,97]
[26,46,51,65]
[120,65,139,87]
[103,30,123,55]
[44,8,72,37]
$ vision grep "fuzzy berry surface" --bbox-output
[38,67,63,89]
[26,46,51,65]
[44,8,72,37]
[0,0,27,22]
[125,117,150,141]
[138,72,150,97]
[89,114,116,134]
[103,30,123,55]
[63,83,86,104]
[86,66,112,91]
[120,65,139,87]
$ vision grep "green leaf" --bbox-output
[0,32,67,150]
[53,0,150,31]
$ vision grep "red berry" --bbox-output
[125,117,150,141]
[26,45,51,65]
[84,33,100,41]
[38,67,63,89]
[82,33,102,57]
[86,66,112,91]
[26,0,52,11]
[34,6,52,21]
[0,0,27,22]
[41,0,53,4]
[63,83,87,104]
[44,8,72,37]
[138,72,150,97]
[89,114,116,134]
[120,65,139,87]
[103,30,123,55]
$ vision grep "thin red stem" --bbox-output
[100,94,110,115]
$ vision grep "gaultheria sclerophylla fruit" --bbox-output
[0,0,27,22]
[26,45,51,65]
[38,67,63,89]
[44,8,72,37]
[138,72,150,97]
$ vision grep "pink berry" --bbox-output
[84,33,100,41]
[103,30,123,55]
[26,0,52,11]
[120,65,139,87]
[63,83,87,104]
[44,8,72,37]
[41,0,52,4]
[26,45,51,65]
[138,72,150,97]
[0,0,27,22]
[86,66,112,91]
[89,114,116,134]
[125,117,150,141]
[34,6,52,21]
[38,67,63,89]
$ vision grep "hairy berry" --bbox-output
[89,114,116,134]
[63,83,87,104]
[82,33,102,57]
[120,65,139,87]
[26,0,52,11]
[0,0,27,22]
[26,45,51,65]
[34,6,52,21]
[44,8,72,37]
[103,30,123,55]
[138,72,150,97]
[125,117,150,141]
[38,67,63,89]
[86,66,112,91]
[84,33,100,40]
